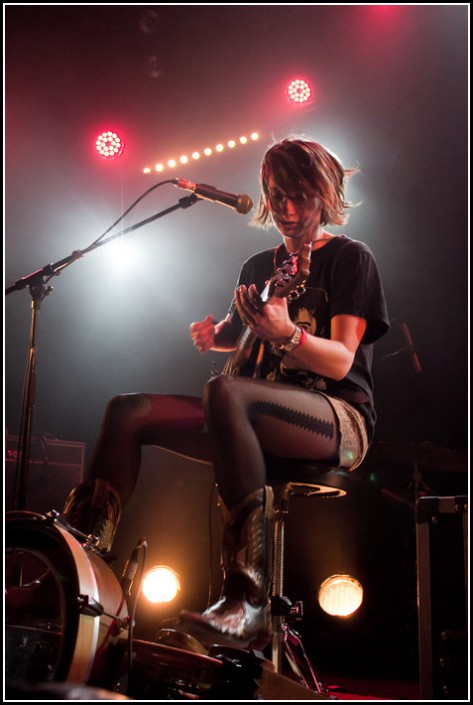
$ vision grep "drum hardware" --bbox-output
[126,637,224,699]
[270,593,327,692]
[205,645,266,700]
[43,508,61,523]
[127,639,268,700]
[77,593,107,617]
[35,508,113,557]
[208,645,332,701]
[272,593,304,620]
[277,623,326,693]
[127,637,331,700]
[155,627,209,655]
[56,514,117,558]
[76,593,129,635]
[82,534,119,559]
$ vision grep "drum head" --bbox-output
[6,512,81,682]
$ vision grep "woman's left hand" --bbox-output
[235,284,295,344]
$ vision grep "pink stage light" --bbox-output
[95,130,125,160]
[286,78,312,105]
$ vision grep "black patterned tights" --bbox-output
[87,375,339,510]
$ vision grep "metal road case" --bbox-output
[416,495,468,699]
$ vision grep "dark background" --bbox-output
[4,4,469,683]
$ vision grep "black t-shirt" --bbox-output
[228,235,389,442]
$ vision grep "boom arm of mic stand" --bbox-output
[6,194,201,294]
[6,194,201,510]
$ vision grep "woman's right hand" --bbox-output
[189,314,216,353]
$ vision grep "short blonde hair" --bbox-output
[252,136,359,228]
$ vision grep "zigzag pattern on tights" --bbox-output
[248,401,334,440]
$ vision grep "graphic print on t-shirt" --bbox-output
[267,287,331,391]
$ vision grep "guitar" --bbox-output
[223,243,312,377]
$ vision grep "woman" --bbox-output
[63,136,389,649]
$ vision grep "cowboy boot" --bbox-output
[178,485,274,650]
[62,478,121,553]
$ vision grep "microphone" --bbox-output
[401,321,422,373]
[173,178,253,215]
[121,537,146,595]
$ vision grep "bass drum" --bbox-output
[5,511,129,688]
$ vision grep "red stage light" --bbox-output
[95,131,125,160]
[286,79,312,105]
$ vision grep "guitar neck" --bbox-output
[222,244,312,377]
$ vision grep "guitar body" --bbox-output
[222,328,257,377]
[223,244,311,378]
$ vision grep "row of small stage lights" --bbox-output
[142,131,261,175]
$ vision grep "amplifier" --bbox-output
[5,434,85,514]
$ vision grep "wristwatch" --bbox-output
[275,326,302,354]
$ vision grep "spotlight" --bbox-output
[142,565,181,604]
[318,574,363,617]
[107,237,142,273]
[286,78,313,105]
[95,130,125,160]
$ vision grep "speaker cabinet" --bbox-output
[112,446,220,641]
[416,495,468,699]
[5,434,85,514]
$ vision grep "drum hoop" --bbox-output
[54,522,102,683]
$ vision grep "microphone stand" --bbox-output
[6,194,200,510]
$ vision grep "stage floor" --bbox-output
[323,675,420,700]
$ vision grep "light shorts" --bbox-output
[321,394,369,471]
